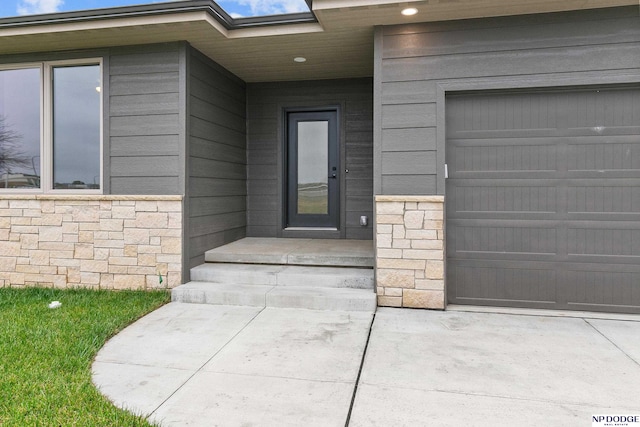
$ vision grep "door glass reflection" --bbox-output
[297,121,328,214]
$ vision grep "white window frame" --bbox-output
[0,58,103,194]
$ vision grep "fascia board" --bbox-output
[0,11,228,38]
[227,22,324,39]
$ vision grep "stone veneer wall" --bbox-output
[375,196,445,309]
[0,195,182,290]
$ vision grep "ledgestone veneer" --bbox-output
[375,196,445,309]
[0,195,182,289]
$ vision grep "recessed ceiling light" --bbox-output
[401,7,418,16]
[294,57,307,63]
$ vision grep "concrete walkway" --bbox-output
[93,305,640,426]
[93,303,373,426]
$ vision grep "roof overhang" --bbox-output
[0,0,636,83]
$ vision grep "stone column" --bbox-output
[375,196,445,309]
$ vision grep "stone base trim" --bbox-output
[0,195,183,290]
[375,195,445,309]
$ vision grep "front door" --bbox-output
[286,110,339,228]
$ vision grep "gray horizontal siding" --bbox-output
[109,49,180,75]
[110,93,179,116]
[247,78,374,240]
[110,177,180,194]
[376,6,640,195]
[110,135,180,157]
[381,104,436,128]
[382,11,640,58]
[108,44,182,195]
[109,114,179,136]
[187,47,247,268]
[190,116,245,148]
[382,43,640,82]
[110,72,180,95]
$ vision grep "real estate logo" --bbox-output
[593,415,640,427]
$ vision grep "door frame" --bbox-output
[279,104,346,239]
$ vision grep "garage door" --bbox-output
[446,86,640,314]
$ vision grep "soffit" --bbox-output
[313,0,638,29]
[0,0,636,83]
[0,10,373,82]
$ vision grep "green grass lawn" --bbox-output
[0,287,170,426]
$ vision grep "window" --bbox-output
[0,67,40,189]
[0,60,102,191]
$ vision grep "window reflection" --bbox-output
[0,68,41,189]
[53,65,101,190]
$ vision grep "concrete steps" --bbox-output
[172,238,376,312]
[190,263,374,289]
[172,282,377,312]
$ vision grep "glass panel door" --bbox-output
[286,110,339,228]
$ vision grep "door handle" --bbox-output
[329,173,337,179]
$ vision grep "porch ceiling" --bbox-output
[0,0,635,83]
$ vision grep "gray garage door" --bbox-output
[446,86,640,314]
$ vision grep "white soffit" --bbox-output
[314,0,638,29]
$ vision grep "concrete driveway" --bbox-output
[93,304,640,426]
[351,308,640,427]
